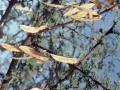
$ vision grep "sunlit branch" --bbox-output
[77,21,116,65]
[49,20,116,90]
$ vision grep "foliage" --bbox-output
[0,0,120,90]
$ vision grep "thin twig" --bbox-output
[73,65,109,90]
[0,0,17,26]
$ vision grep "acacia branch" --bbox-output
[73,65,109,90]
[99,4,117,14]
[2,1,117,89]
[23,5,116,90]
[49,21,116,90]
[50,65,74,89]
[51,64,109,90]
[77,21,116,65]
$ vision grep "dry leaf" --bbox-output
[20,25,47,33]
[0,44,21,52]
[70,9,101,21]
[107,0,115,5]
[88,10,98,15]
[12,56,32,60]
[78,3,95,9]
[64,8,79,16]
[30,88,42,90]
[65,2,76,6]
[51,54,79,64]
[71,3,95,10]
[19,46,48,62]
[90,0,102,8]
[15,5,32,12]
[44,3,64,8]
[70,11,88,19]
[71,16,101,21]
[87,10,99,19]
